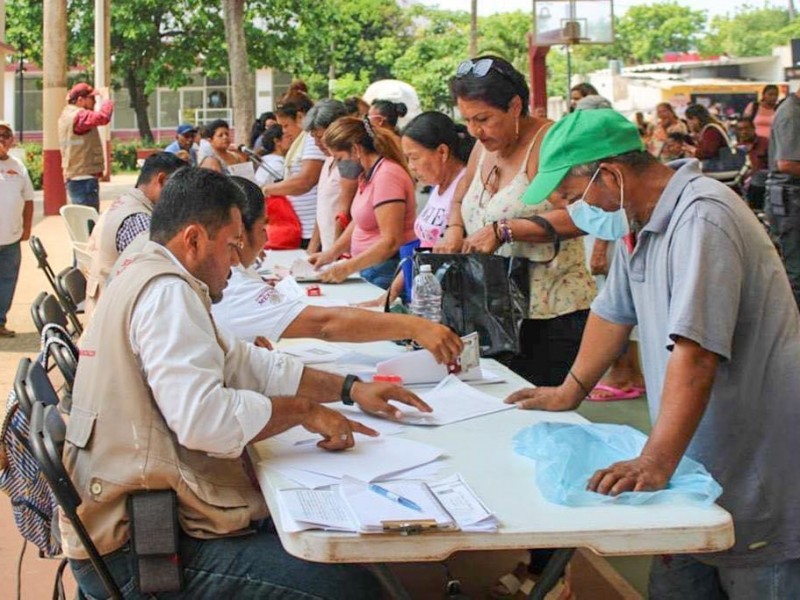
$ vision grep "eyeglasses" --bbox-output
[478,165,500,208]
[455,58,517,84]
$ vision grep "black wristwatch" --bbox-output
[341,374,361,406]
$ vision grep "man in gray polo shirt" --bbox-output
[510,109,800,598]
[766,87,800,308]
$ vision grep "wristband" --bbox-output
[568,370,591,398]
[341,374,361,406]
[445,223,466,232]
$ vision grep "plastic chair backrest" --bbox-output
[27,375,123,599]
[56,267,86,315]
[13,358,33,418]
[31,292,69,334]
[60,205,99,246]
[29,236,59,290]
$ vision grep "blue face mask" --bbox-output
[567,168,630,241]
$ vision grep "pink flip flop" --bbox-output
[587,384,643,402]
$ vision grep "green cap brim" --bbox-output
[522,165,571,205]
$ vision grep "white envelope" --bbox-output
[375,349,483,385]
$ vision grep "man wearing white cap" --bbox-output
[58,82,114,211]
[0,121,34,337]
[508,109,800,598]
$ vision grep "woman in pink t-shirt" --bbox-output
[309,116,416,289]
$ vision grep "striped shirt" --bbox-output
[287,135,326,239]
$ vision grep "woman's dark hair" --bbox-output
[684,104,714,126]
[230,176,265,231]
[449,55,530,116]
[570,82,599,98]
[656,102,678,119]
[401,111,475,165]
[762,84,779,97]
[303,99,348,131]
[344,96,369,116]
[370,99,408,128]
[324,116,410,177]
[150,167,244,244]
[205,119,230,138]
[260,124,284,155]
[276,91,314,119]
[288,80,309,95]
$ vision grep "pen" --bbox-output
[368,483,422,512]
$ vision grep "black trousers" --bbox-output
[500,309,590,386]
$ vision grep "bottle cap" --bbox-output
[372,374,403,383]
[419,264,432,273]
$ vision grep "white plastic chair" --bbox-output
[60,205,99,272]
[59,205,99,246]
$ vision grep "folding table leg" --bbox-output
[528,548,575,600]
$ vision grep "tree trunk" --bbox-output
[222,0,254,147]
[126,69,154,143]
[790,0,796,21]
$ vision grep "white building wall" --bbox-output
[4,71,14,125]
[255,68,275,115]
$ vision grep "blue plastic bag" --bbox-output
[513,422,722,507]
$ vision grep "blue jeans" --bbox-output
[360,256,400,290]
[0,240,22,326]
[69,522,382,599]
[649,554,800,599]
[67,178,100,212]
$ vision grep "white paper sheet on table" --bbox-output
[271,413,406,446]
[289,257,361,282]
[278,340,349,364]
[391,375,514,426]
[258,436,443,482]
[276,473,497,533]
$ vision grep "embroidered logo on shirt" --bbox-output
[255,286,283,305]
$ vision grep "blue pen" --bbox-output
[368,483,423,512]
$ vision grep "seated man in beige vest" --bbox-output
[84,152,186,320]
[64,167,429,599]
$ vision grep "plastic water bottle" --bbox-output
[410,264,442,323]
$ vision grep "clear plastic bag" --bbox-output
[513,422,722,507]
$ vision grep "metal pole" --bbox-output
[17,52,23,142]
[566,44,572,101]
[470,0,478,57]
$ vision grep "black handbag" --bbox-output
[413,253,528,358]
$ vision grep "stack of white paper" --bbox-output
[393,375,514,426]
[275,473,499,534]
[258,436,443,482]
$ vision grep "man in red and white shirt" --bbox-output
[57,82,114,211]
[0,121,34,337]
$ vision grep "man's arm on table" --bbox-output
[588,337,717,495]
[283,306,463,364]
[132,278,429,458]
[505,311,633,410]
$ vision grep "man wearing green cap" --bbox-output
[509,109,800,597]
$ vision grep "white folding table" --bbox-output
[251,250,734,595]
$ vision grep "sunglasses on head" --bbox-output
[455,58,516,82]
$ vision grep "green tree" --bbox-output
[392,7,469,110]
[700,6,791,57]
[478,11,531,75]
[614,3,707,64]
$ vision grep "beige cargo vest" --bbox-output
[84,189,153,321]
[58,104,105,180]
[61,243,267,559]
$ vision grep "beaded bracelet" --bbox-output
[498,218,514,244]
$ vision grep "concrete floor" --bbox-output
[0,174,654,598]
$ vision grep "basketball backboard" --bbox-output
[533,0,614,45]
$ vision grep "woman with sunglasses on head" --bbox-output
[440,55,594,387]
[307,117,416,289]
